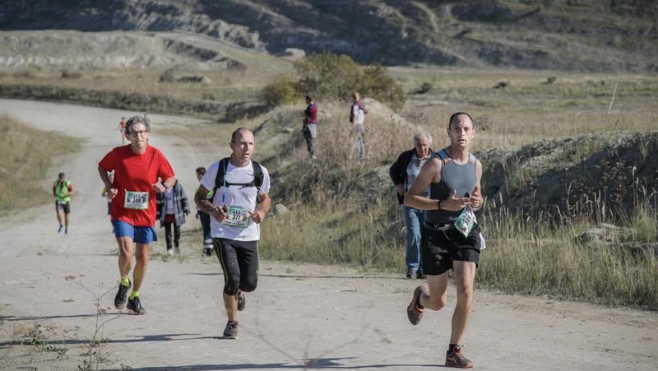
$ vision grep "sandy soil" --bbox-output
[0,99,656,370]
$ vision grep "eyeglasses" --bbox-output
[129,130,149,136]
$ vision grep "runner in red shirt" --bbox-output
[98,115,176,315]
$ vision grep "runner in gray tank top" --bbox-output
[403,112,484,369]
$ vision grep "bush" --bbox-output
[415,81,433,94]
[158,68,176,83]
[60,70,82,79]
[287,53,405,110]
[294,53,361,100]
[260,74,298,106]
[359,64,405,111]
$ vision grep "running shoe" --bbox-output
[166,248,174,256]
[223,321,238,339]
[127,296,146,315]
[416,270,427,279]
[203,247,213,256]
[445,345,473,368]
[57,224,63,233]
[237,291,246,311]
[407,284,428,325]
[114,279,131,309]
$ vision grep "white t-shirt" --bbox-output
[352,103,365,125]
[200,159,271,241]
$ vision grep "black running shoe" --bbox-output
[237,291,246,311]
[114,279,131,309]
[127,296,146,315]
[223,321,238,339]
[203,247,213,256]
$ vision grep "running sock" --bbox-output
[129,291,139,300]
[120,277,130,287]
[448,344,457,354]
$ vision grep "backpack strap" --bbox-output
[212,158,264,203]
[212,158,230,203]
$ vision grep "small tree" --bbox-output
[294,53,361,100]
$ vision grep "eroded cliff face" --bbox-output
[1,0,657,73]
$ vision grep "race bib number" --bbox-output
[454,207,477,237]
[221,205,251,228]
[124,191,149,210]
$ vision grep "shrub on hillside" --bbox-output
[158,68,176,83]
[291,53,405,111]
[260,74,298,106]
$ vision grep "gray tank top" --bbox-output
[425,149,477,224]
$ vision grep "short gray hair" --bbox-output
[125,115,151,135]
[413,130,432,144]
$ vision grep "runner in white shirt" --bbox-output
[194,127,271,340]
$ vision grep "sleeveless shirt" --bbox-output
[425,149,477,224]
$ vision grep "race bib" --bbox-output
[221,205,251,228]
[454,207,477,237]
[124,191,149,210]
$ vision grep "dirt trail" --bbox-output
[0,99,656,370]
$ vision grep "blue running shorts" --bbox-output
[112,220,158,244]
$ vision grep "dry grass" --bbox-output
[0,114,82,215]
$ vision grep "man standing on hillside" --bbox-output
[404,112,484,369]
[302,95,318,159]
[389,131,433,279]
[349,92,368,162]
[98,115,176,315]
[53,172,73,234]
[194,127,271,339]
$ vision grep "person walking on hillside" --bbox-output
[389,131,433,279]
[195,167,214,257]
[98,115,176,315]
[156,180,191,256]
[53,172,73,235]
[350,92,368,162]
[302,95,318,159]
[117,117,126,144]
[404,112,484,368]
[194,127,271,339]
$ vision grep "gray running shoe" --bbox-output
[223,321,238,339]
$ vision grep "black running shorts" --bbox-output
[421,223,481,276]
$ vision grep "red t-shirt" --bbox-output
[98,145,175,227]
